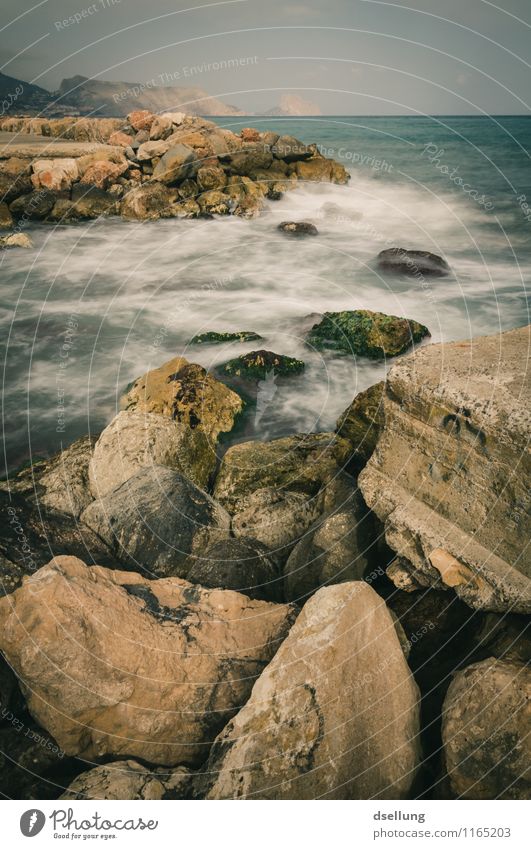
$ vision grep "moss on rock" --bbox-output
[307,309,430,359]
[190,330,263,345]
[222,350,305,380]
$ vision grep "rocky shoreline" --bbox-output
[0,111,350,241]
[0,320,529,800]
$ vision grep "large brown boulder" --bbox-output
[202,582,421,799]
[120,355,243,441]
[359,326,531,612]
[152,144,197,184]
[0,555,296,767]
[120,183,176,220]
[442,659,530,799]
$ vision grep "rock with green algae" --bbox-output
[190,330,263,345]
[222,349,305,380]
[307,309,430,359]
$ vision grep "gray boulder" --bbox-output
[187,537,282,602]
[81,465,230,578]
[152,144,197,184]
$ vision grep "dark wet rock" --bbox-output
[222,350,305,380]
[377,247,450,277]
[272,135,313,162]
[9,190,57,220]
[278,220,318,237]
[50,185,117,220]
[336,380,386,470]
[0,491,119,596]
[307,309,430,359]
[442,658,530,799]
[81,465,230,579]
[187,537,282,602]
[190,330,262,345]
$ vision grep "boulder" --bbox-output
[0,201,13,229]
[61,760,193,800]
[108,130,134,147]
[190,330,262,345]
[306,309,430,359]
[278,221,318,237]
[187,537,282,602]
[136,139,171,161]
[149,115,174,140]
[0,491,118,596]
[50,186,117,221]
[0,232,32,249]
[202,582,421,799]
[81,465,230,578]
[336,380,386,471]
[0,169,32,204]
[223,175,264,217]
[0,717,72,800]
[9,190,57,220]
[120,183,175,220]
[196,165,227,191]
[442,659,530,799]
[213,432,352,512]
[272,135,313,162]
[31,158,78,191]
[80,160,128,189]
[294,158,333,182]
[359,325,531,612]
[197,189,231,215]
[120,356,243,441]
[0,555,295,766]
[222,350,305,380]
[0,435,95,517]
[377,247,450,277]
[88,411,216,498]
[226,148,274,176]
[127,110,155,131]
[283,497,378,602]
[152,144,197,184]
[231,487,321,559]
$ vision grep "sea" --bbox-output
[1,115,530,474]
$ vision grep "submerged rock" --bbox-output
[213,432,352,513]
[0,555,295,767]
[187,537,282,602]
[190,330,262,345]
[202,582,421,799]
[81,465,230,579]
[120,355,244,442]
[442,659,530,799]
[377,247,450,277]
[359,325,531,612]
[307,309,430,359]
[278,221,318,237]
[222,349,305,380]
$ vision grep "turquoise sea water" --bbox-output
[1,115,530,473]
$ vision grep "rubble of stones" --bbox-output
[0,110,350,238]
[0,323,529,801]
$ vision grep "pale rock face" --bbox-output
[359,325,531,612]
[0,555,296,767]
[202,582,421,799]
[88,410,216,498]
[81,465,230,579]
[31,158,78,191]
[442,659,531,799]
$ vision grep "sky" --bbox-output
[0,0,530,115]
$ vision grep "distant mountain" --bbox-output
[56,75,244,117]
[264,94,321,117]
[0,72,245,118]
[0,72,54,114]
